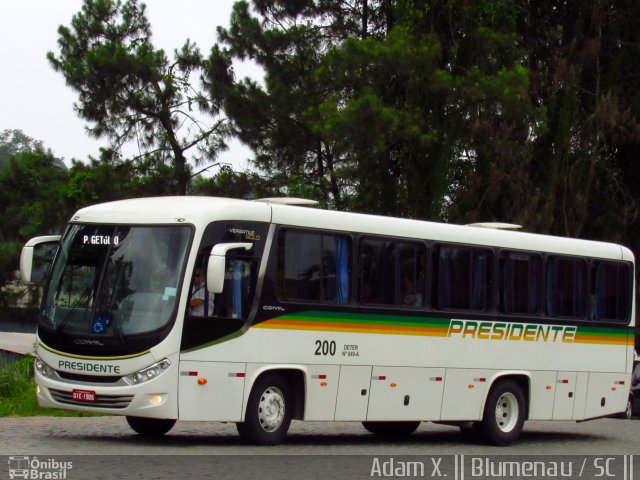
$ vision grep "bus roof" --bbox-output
[72,196,633,262]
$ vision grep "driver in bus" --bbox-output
[189,267,214,316]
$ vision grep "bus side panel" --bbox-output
[552,371,577,419]
[439,369,492,421]
[366,366,446,421]
[334,366,372,421]
[527,371,556,420]
[572,372,590,420]
[304,364,340,420]
[178,361,246,421]
[583,372,629,419]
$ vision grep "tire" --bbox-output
[619,397,633,419]
[478,379,525,446]
[236,373,292,445]
[126,416,176,437]
[459,422,482,442]
[362,421,420,436]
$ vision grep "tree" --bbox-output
[0,150,70,241]
[479,0,640,243]
[48,0,229,195]
[207,1,536,218]
[0,149,70,285]
[191,165,280,199]
[205,1,400,210]
[0,129,44,170]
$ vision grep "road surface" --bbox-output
[0,416,638,480]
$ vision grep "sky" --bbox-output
[0,0,258,172]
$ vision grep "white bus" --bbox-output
[22,196,636,445]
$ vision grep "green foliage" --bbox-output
[0,358,36,416]
[0,130,44,170]
[3,1,640,294]
[0,242,22,286]
[0,150,70,241]
[0,357,102,416]
[192,165,280,199]
[205,0,640,271]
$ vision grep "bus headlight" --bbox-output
[124,359,171,385]
[34,356,54,378]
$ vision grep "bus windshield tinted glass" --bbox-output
[41,225,191,337]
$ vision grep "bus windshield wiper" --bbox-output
[55,285,93,336]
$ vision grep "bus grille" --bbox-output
[57,371,121,384]
[49,389,133,409]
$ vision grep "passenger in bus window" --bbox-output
[402,274,417,306]
[189,267,214,316]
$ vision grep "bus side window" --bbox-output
[432,244,492,311]
[546,256,587,318]
[277,229,350,305]
[359,238,396,305]
[358,238,425,308]
[591,261,631,322]
[188,260,215,318]
[499,252,541,316]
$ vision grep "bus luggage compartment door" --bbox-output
[366,366,445,421]
[334,366,372,421]
[178,361,246,421]
[552,371,577,420]
[583,372,628,419]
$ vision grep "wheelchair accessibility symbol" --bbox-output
[91,315,108,334]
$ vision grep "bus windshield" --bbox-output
[41,224,191,338]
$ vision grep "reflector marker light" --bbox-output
[373,376,387,381]
[429,377,443,382]
[473,378,487,382]
[390,383,398,388]
[228,372,246,378]
[198,378,207,385]
[181,371,198,377]
[312,374,327,380]
[558,379,570,384]
[615,380,625,385]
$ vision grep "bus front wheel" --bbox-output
[478,379,525,446]
[126,416,176,437]
[236,373,292,445]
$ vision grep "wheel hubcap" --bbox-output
[257,386,285,432]
[494,392,518,432]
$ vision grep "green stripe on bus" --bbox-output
[254,311,633,345]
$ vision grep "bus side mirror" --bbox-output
[206,242,253,294]
[20,235,61,283]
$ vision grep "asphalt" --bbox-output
[0,331,36,356]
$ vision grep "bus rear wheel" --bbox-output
[126,416,176,437]
[478,379,525,446]
[362,421,421,436]
[236,373,292,445]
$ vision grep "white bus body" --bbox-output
[26,197,636,445]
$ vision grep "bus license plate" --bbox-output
[72,389,96,403]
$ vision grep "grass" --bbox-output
[0,356,101,417]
